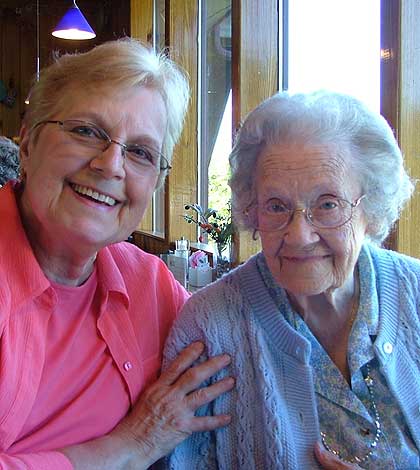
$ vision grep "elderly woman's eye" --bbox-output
[265,199,288,213]
[317,199,339,210]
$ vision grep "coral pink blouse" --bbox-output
[0,183,189,469]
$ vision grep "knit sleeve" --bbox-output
[0,450,73,470]
[156,293,220,469]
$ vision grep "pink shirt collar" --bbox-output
[0,182,129,310]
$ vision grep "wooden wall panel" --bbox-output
[1,9,21,137]
[380,0,400,251]
[0,1,130,139]
[131,0,153,43]
[19,14,36,115]
[232,0,278,262]
[167,0,198,243]
[397,0,420,258]
[131,0,154,232]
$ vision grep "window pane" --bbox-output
[286,0,381,111]
[153,0,166,236]
[208,89,232,215]
[201,2,232,240]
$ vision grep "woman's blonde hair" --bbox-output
[24,38,190,185]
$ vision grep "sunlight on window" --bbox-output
[208,90,232,215]
[202,2,232,231]
[205,1,381,234]
[287,0,381,111]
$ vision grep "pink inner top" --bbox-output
[11,269,130,453]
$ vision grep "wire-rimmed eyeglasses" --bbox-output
[31,120,171,172]
[245,194,366,231]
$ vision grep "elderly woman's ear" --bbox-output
[358,205,379,242]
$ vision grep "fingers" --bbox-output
[160,341,232,395]
[160,341,205,386]
[175,414,232,433]
[176,353,232,394]
[111,341,235,465]
[187,376,235,408]
[314,442,364,470]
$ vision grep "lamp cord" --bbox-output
[36,0,40,81]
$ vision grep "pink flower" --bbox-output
[189,250,207,268]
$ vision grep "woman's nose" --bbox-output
[283,209,320,246]
[89,141,126,179]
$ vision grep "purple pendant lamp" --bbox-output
[52,0,96,40]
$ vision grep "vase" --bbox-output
[215,242,231,278]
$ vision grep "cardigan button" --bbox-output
[382,342,393,354]
[123,361,133,371]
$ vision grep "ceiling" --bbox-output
[0,1,102,10]
[0,0,38,7]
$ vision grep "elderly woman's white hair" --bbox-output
[229,90,415,243]
[24,38,190,187]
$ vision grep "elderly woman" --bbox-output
[161,91,420,469]
[0,39,234,469]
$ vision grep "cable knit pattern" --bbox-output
[160,264,320,470]
[157,243,420,470]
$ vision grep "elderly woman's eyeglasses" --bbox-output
[245,195,366,231]
[32,120,171,172]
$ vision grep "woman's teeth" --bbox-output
[71,184,117,206]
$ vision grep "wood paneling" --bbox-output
[131,0,154,232]
[1,9,21,137]
[167,0,198,243]
[380,0,400,251]
[397,0,420,258]
[0,0,130,139]
[131,0,153,44]
[232,0,278,262]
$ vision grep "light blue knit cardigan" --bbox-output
[157,243,420,470]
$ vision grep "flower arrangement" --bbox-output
[183,203,234,258]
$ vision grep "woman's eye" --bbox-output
[131,146,148,157]
[71,126,100,139]
[265,199,288,213]
[128,146,155,164]
[127,145,159,165]
[318,199,339,210]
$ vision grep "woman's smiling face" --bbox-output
[256,141,368,297]
[19,85,167,254]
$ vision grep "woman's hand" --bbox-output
[112,341,234,467]
[314,442,366,470]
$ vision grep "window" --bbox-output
[200,0,381,246]
[284,0,381,111]
[200,2,232,242]
[132,0,419,260]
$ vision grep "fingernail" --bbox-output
[227,377,235,386]
[193,341,204,352]
[221,354,231,365]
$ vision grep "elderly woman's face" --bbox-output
[19,86,166,251]
[256,142,367,296]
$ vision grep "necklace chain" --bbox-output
[320,363,382,464]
